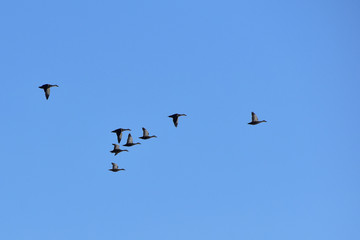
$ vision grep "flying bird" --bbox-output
[139,128,157,140]
[248,112,267,125]
[110,144,129,156]
[123,134,141,147]
[39,84,59,100]
[168,113,187,127]
[109,162,125,172]
[111,128,131,143]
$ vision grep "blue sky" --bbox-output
[0,0,359,239]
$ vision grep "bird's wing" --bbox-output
[117,132,122,143]
[45,88,50,99]
[142,128,149,136]
[112,144,120,150]
[111,162,118,169]
[127,134,133,144]
[252,112,258,122]
[173,116,179,127]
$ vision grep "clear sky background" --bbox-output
[0,0,359,239]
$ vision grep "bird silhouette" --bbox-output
[111,128,131,143]
[110,144,129,156]
[39,84,59,100]
[109,162,125,172]
[123,134,141,147]
[248,112,267,125]
[168,113,187,127]
[139,127,157,139]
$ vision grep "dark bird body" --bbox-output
[39,84,59,100]
[123,134,141,147]
[248,112,267,125]
[168,113,187,127]
[139,128,157,139]
[110,144,129,156]
[109,162,125,172]
[112,128,131,143]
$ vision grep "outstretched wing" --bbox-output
[251,112,258,122]
[45,88,50,100]
[117,132,122,143]
[127,134,133,144]
[142,128,149,137]
[111,162,118,169]
[173,116,179,127]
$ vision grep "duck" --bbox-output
[39,84,59,100]
[110,144,129,156]
[123,134,141,147]
[139,127,157,139]
[109,162,125,172]
[111,128,131,143]
[168,113,187,127]
[248,112,267,125]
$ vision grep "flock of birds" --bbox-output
[39,84,267,173]
[108,114,189,172]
